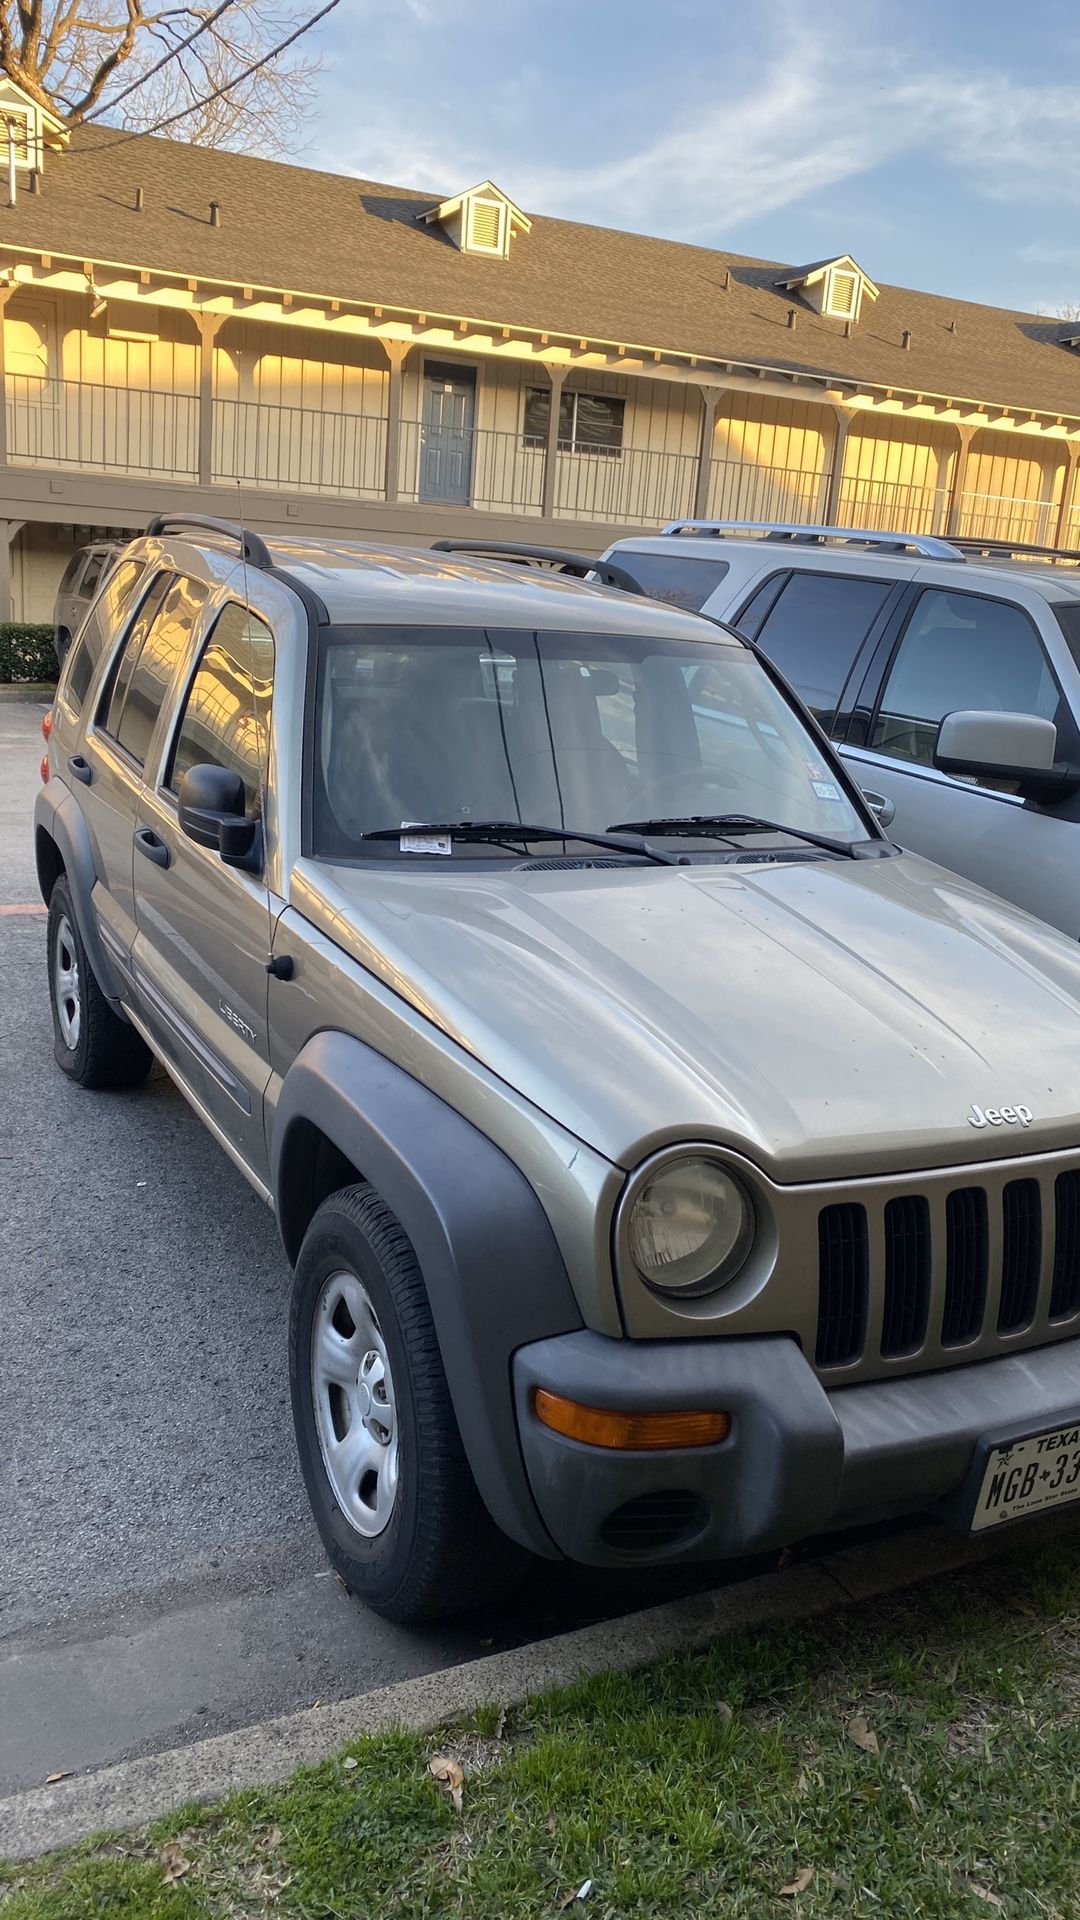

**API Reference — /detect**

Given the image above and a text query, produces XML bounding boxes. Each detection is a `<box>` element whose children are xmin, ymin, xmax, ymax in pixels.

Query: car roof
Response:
<box><xmin>143</xmin><ymin>529</ymin><xmax>749</xmax><ymax>644</ymax></box>
<box><xmin>607</xmin><ymin>531</ymin><xmax>1080</xmax><ymax>603</ymax></box>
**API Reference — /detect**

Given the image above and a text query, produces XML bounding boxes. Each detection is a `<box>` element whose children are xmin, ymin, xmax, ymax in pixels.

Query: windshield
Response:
<box><xmin>311</xmin><ymin>625</ymin><xmax>874</xmax><ymax>859</ymax></box>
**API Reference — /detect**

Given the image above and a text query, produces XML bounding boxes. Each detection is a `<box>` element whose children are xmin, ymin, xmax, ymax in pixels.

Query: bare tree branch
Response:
<box><xmin>0</xmin><ymin>0</ymin><xmax>324</xmax><ymax>152</ymax></box>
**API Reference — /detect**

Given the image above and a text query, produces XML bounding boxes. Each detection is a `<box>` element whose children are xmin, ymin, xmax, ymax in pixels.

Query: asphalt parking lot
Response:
<box><xmin>0</xmin><ymin>696</ymin><xmax>729</xmax><ymax>1799</ymax></box>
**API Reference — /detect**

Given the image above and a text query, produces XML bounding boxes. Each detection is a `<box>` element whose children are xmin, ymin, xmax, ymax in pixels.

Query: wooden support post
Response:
<box><xmin>1053</xmin><ymin>443</ymin><xmax>1080</xmax><ymax>551</ymax></box>
<box><xmin>693</xmin><ymin>388</ymin><xmax>724</xmax><ymax>519</ymax></box>
<box><xmin>946</xmin><ymin>424</ymin><xmax>976</xmax><ymax>536</ymax></box>
<box><xmin>380</xmin><ymin>340</ymin><xmax>409</xmax><ymax>503</ymax></box>
<box><xmin>193</xmin><ymin>312</ymin><xmax>224</xmax><ymax>487</ymax></box>
<box><xmin>824</xmin><ymin>409</ymin><xmax>851</xmax><ymax>525</ymax></box>
<box><xmin>0</xmin><ymin>520</ymin><xmax>12</xmax><ymax>621</ymax></box>
<box><xmin>0</xmin><ymin>284</ymin><xmax>15</xmax><ymax>468</ymax></box>
<box><xmin>540</xmin><ymin>365</ymin><xmax>566</xmax><ymax>522</ymax></box>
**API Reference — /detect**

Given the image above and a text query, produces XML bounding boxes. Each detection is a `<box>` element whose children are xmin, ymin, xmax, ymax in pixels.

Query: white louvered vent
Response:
<box><xmin>828</xmin><ymin>269</ymin><xmax>858</xmax><ymax>318</ymax></box>
<box><xmin>468</xmin><ymin>199</ymin><xmax>504</xmax><ymax>252</ymax></box>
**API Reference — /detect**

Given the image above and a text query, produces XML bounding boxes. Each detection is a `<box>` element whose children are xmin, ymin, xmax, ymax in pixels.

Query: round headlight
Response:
<box><xmin>627</xmin><ymin>1157</ymin><xmax>753</xmax><ymax>1295</ymax></box>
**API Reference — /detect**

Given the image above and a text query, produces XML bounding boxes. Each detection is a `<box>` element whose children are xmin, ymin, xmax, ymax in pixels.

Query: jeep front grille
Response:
<box><xmin>1051</xmin><ymin>1171</ymin><xmax>1080</xmax><ymax>1319</ymax></box>
<box><xmin>815</xmin><ymin>1161</ymin><xmax>1080</xmax><ymax>1377</ymax></box>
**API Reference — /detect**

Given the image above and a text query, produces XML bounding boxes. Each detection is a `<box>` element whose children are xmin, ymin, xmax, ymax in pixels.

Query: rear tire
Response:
<box><xmin>290</xmin><ymin>1181</ymin><xmax>526</xmax><ymax>1623</ymax></box>
<box><xmin>47</xmin><ymin>875</ymin><xmax>152</xmax><ymax>1089</ymax></box>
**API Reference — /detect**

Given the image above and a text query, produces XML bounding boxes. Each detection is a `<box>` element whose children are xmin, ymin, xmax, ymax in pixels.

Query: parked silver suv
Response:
<box><xmin>34</xmin><ymin>515</ymin><xmax>1080</xmax><ymax>1622</ymax></box>
<box><xmin>603</xmin><ymin>522</ymin><xmax>1080</xmax><ymax>937</ymax></box>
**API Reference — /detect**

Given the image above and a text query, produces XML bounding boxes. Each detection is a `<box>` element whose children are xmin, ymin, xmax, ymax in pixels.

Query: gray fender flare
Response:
<box><xmin>273</xmin><ymin>1031</ymin><xmax>585</xmax><ymax>1558</ymax></box>
<box><xmin>34</xmin><ymin>778</ymin><xmax>123</xmax><ymax>1009</ymax></box>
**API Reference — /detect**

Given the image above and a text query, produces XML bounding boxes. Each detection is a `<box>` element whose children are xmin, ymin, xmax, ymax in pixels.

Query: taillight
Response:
<box><xmin>41</xmin><ymin>708</ymin><xmax>53</xmax><ymax>740</ymax></box>
<box><xmin>39</xmin><ymin>752</ymin><xmax>49</xmax><ymax>784</ymax></box>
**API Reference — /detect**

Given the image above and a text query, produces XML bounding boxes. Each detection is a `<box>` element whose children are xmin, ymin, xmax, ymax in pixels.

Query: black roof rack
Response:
<box><xmin>145</xmin><ymin>513</ymin><xmax>274</xmax><ymax>571</ymax></box>
<box><xmin>430</xmin><ymin>538</ymin><xmax>645</xmax><ymax>595</ymax></box>
<box><xmin>950</xmin><ymin>536</ymin><xmax>1080</xmax><ymax>567</ymax></box>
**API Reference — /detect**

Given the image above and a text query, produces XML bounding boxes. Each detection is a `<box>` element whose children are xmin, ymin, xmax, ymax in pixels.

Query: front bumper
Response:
<box><xmin>512</xmin><ymin>1331</ymin><xmax>1080</xmax><ymax>1565</ymax></box>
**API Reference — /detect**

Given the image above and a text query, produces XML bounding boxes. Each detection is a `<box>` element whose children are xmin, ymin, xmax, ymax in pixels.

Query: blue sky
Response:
<box><xmin>304</xmin><ymin>0</ymin><xmax>1080</xmax><ymax>317</ymax></box>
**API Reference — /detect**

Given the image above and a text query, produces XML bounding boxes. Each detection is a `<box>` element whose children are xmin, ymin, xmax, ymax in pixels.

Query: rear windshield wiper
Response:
<box><xmin>362</xmin><ymin>821</ymin><xmax>679</xmax><ymax>865</ymax></box>
<box><xmin>607</xmin><ymin>814</ymin><xmax>862</xmax><ymax>859</ymax></box>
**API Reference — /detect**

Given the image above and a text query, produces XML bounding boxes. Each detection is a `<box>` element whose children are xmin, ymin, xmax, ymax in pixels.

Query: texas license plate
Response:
<box><xmin>971</xmin><ymin>1424</ymin><xmax>1080</xmax><ymax>1532</ymax></box>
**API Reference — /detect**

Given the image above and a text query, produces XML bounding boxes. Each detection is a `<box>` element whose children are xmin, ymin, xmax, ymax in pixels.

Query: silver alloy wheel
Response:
<box><xmin>53</xmin><ymin>912</ymin><xmax>81</xmax><ymax>1051</ymax></box>
<box><xmin>311</xmin><ymin>1268</ymin><xmax>400</xmax><ymax>1537</ymax></box>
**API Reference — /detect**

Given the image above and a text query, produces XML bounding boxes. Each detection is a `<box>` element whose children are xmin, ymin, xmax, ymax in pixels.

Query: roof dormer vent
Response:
<box><xmin>775</xmin><ymin>254</ymin><xmax>880</xmax><ymax>326</ymax></box>
<box><xmin>417</xmin><ymin>180</ymin><xmax>531</xmax><ymax>259</ymax></box>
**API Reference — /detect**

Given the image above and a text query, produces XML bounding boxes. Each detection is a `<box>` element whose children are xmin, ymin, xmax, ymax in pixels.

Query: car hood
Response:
<box><xmin>292</xmin><ymin>851</ymin><xmax>1080</xmax><ymax>1179</ymax></box>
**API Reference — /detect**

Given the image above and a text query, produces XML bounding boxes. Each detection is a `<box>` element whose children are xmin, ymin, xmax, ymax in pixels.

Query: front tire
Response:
<box><xmin>290</xmin><ymin>1182</ymin><xmax>524</xmax><ymax>1623</ymax></box>
<box><xmin>47</xmin><ymin>875</ymin><xmax>151</xmax><ymax>1089</ymax></box>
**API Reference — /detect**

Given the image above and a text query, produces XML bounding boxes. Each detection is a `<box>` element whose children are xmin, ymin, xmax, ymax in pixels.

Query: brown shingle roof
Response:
<box><xmin>11</xmin><ymin>124</ymin><xmax>1080</xmax><ymax>421</ymax></box>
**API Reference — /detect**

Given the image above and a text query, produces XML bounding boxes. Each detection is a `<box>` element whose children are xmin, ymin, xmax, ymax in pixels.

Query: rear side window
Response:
<box><xmin>1054</xmin><ymin>603</ymin><xmax>1080</xmax><ymax>666</ymax></box>
<box><xmin>615</xmin><ymin>550</ymin><xmax>730</xmax><ymax>611</ymax></box>
<box><xmin>115</xmin><ymin>575</ymin><xmax>209</xmax><ymax>767</ymax></box>
<box><xmin>62</xmin><ymin>558</ymin><xmax>148</xmax><ymax>716</ymax></box>
<box><xmin>57</xmin><ymin>552</ymin><xmax>84</xmax><ymax>595</ymax></box>
<box><xmin>872</xmin><ymin>589</ymin><xmax>1065</xmax><ymax>776</ymax></box>
<box><xmin>747</xmin><ymin>570</ymin><xmax>894</xmax><ymax>728</ymax></box>
<box><xmin>79</xmin><ymin>551</ymin><xmax>106</xmax><ymax>598</ymax></box>
<box><xmin>166</xmin><ymin>603</ymin><xmax>275</xmax><ymax>811</ymax></box>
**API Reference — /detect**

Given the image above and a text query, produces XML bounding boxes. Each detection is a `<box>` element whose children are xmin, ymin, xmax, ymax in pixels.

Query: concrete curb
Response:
<box><xmin>0</xmin><ymin>1525</ymin><xmax>1007</xmax><ymax>1861</ymax></box>
<box><xmin>0</xmin><ymin>683</ymin><xmax>54</xmax><ymax>703</ymax></box>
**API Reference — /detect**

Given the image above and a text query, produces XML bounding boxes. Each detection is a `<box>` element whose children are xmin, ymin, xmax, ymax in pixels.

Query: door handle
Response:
<box><xmin>134</xmin><ymin>825</ymin><xmax>171</xmax><ymax>869</ymax></box>
<box><xmin>68</xmin><ymin>754</ymin><xmax>92</xmax><ymax>785</ymax></box>
<box><xmin>863</xmin><ymin>789</ymin><xmax>896</xmax><ymax>828</ymax></box>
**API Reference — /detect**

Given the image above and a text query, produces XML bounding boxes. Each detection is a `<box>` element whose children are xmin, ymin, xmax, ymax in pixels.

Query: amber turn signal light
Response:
<box><xmin>39</xmin><ymin>752</ymin><xmax>49</xmax><ymax>784</ymax></box>
<box><xmin>532</xmin><ymin>1388</ymin><xmax>729</xmax><ymax>1451</ymax></box>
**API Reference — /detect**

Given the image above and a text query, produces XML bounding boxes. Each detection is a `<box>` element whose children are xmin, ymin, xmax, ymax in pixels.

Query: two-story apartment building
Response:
<box><xmin>0</xmin><ymin>76</ymin><xmax>1079</xmax><ymax>620</ymax></box>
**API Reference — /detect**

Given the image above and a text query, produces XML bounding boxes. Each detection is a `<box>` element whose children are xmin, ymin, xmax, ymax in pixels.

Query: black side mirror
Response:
<box><xmin>177</xmin><ymin>763</ymin><xmax>262</xmax><ymax>872</ymax></box>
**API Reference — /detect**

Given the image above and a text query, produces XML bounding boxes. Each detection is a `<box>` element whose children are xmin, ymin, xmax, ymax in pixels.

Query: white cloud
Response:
<box><xmin>316</xmin><ymin>5</ymin><xmax>1080</xmax><ymax>248</ymax></box>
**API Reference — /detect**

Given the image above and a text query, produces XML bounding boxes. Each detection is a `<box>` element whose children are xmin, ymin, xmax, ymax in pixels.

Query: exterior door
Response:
<box><xmin>841</xmin><ymin>584</ymin><xmax>1080</xmax><ymax>935</ymax></box>
<box><xmin>420</xmin><ymin>361</ymin><xmax>475</xmax><ymax>504</ymax></box>
<box><xmin>131</xmin><ymin>602</ymin><xmax>275</xmax><ymax>1183</ymax></box>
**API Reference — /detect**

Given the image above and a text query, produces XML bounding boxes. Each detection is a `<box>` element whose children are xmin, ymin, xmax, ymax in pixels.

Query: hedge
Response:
<box><xmin>0</xmin><ymin>623</ymin><xmax>57</xmax><ymax>684</ymax></box>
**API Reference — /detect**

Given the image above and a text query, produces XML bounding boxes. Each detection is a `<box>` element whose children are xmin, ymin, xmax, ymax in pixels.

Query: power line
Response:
<box><xmin>80</xmin><ymin>0</ymin><xmax>242</xmax><ymax>123</ymax></box>
<box><xmin>56</xmin><ymin>0</ymin><xmax>341</xmax><ymax>155</ymax></box>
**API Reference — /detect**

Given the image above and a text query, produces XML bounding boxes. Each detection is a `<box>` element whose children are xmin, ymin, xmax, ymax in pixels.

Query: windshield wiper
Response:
<box><xmin>607</xmin><ymin>814</ymin><xmax>862</xmax><ymax>859</ymax></box>
<box><xmin>362</xmin><ymin>821</ymin><xmax>679</xmax><ymax>865</ymax></box>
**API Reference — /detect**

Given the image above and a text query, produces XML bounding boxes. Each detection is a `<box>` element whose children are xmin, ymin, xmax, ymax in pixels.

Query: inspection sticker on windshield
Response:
<box><xmin>399</xmin><ymin>826</ymin><xmax>452</xmax><ymax>856</ymax></box>
<box><xmin>971</xmin><ymin>1424</ymin><xmax>1080</xmax><ymax>1531</ymax></box>
<box><xmin>811</xmin><ymin>779</ymin><xmax>842</xmax><ymax>802</ymax></box>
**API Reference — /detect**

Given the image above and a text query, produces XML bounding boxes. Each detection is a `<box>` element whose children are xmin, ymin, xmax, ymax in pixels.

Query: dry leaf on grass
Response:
<box><xmin>714</xmin><ymin>1701</ymin><xmax>734</xmax><ymax>1723</ymax></box>
<box><xmin>970</xmin><ymin>1886</ymin><xmax>1005</xmax><ymax>1910</ymax></box>
<box><xmin>43</xmin><ymin>1771</ymin><xmax>71</xmax><ymax>1785</ymax></box>
<box><xmin>846</xmin><ymin>1714</ymin><xmax>880</xmax><ymax>1756</ymax></box>
<box><xmin>780</xmin><ymin>1866</ymin><xmax>814</xmax><ymax>1897</ymax></box>
<box><xmin>342</xmin><ymin>1757</ymin><xmax>358</xmax><ymax>1771</ymax></box>
<box><xmin>546</xmin><ymin>1812</ymin><xmax>559</xmax><ymax>1835</ymax></box>
<box><xmin>429</xmin><ymin>1754</ymin><xmax>465</xmax><ymax>1814</ymax></box>
<box><xmin>158</xmin><ymin>1842</ymin><xmax>193</xmax><ymax>1885</ymax></box>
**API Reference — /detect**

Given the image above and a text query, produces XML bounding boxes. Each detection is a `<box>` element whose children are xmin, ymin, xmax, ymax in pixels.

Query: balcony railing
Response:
<box><xmin>707</xmin><ymin>458</ymin><xmax>828</xmax><ymax>525</ymax></box>
<box><xmin>3</xmin><ymin>377</ymin><xmax>1075</xmax><ymax>555</ymax></box>
<box><xmin>957</xmin><ymin>489</ymin><xmax>1057</xmax><ymax>546</ymax></box>
<box><xmin>7</xmin><ymin>374</ymin><xmax>198</xmax><ymax>478</ymax></box>
<box><xmin>838</xmin><ymin>473</ymin><xmax>950</xmax><ymax>536</ymax></box>
<box><xmin>213</xmin><ymin>396</ymin><xmax>386</xmax><ymax>498</ymax></box>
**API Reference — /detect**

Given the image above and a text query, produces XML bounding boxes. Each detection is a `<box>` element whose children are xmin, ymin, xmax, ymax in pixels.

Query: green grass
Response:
<box><xmin>4</xmin><ymin>1540</ymin><xmax>1080</xmax><ymax>1918</ymax></box>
